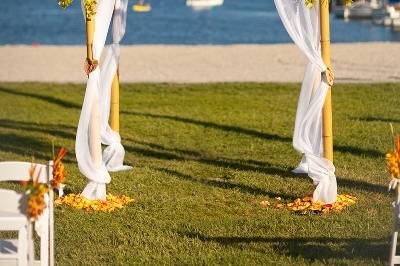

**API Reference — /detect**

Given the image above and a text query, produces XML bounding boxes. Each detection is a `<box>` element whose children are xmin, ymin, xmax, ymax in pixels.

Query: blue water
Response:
<box><xmin>1</xmin><ymin>0</ymin><xmax>400</xmax><ymax>45</ymax></box>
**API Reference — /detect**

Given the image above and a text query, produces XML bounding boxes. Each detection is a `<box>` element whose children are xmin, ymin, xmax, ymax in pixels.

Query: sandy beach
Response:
<box><xmin>0</xmin><ymin>43</ymin><xmax>399</xmax><ymax>83</ymax></box>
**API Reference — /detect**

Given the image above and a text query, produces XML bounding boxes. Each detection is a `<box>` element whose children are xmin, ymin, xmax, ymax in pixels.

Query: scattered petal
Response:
<box><xmin>260</xmin><ymin>200</ymin><xmax>270</xmax><ymax>207</ymax></box>
<box><xmin>55</xmin><ymin>193</ymin><xmax>134</xmax><ymax>212</ymax></box>
<box><xmin>263</xmin><ymin>194</ymin><xmax>357</xmax><ymax>215</ymax></box>
<box><xmin>285</xmin><ymin>194</ymin><xmax>357</xmax><ymax>214</ymax></box>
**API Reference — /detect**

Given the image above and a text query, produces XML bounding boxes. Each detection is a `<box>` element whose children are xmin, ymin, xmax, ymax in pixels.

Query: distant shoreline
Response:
<box><xmin>1</xmin><ymin>43</ymin><xmax>399</xmax><ymax>83</ymax></box>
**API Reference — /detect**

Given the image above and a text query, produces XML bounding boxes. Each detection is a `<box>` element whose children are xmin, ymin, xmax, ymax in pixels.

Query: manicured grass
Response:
<box><xmin>0</xmin><ymin>82</ymin><xmax>398</xmax><ymax>265</ymax></box>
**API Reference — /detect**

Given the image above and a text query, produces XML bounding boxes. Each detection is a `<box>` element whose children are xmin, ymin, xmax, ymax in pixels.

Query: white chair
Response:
<box><xmin>0</xmin><ymin>161</ymin><xmax>54</xmax><ymax>266</ymax></box>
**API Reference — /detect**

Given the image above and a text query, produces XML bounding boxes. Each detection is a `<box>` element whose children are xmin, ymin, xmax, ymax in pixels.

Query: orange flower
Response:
<box><xmin>51</xmin><ymin>147</ymin><xmax>67</xmax><ymax>189</ymax></box>
<box><xmin>23</xmin><ymin>165</ymin><xmax>49</xmax><ymax>221</ymax></box>
<box><xmin>386</xmin><ymin>136</ymin><xmax>400</xmax><ymax>178</ymax></box>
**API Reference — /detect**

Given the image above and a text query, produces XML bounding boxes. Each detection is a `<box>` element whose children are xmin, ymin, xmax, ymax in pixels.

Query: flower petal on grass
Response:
<box><xmin>55</xmin><ymin>193</ymin><xmax>134</xmax><ymax>212</ymax></box>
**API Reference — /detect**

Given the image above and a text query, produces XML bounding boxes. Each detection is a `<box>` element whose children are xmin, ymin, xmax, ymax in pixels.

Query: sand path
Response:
<box><xmin>0</xmin><ymin>43</ymin><xmax>398</xmax><ymax>83</ymax></box>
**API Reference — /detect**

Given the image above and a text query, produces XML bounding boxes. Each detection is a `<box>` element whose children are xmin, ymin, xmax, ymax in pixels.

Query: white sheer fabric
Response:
<box><xmin>76</xmin><ymin>0</ymin><xmax>131</xmax><ymax>200</ymax></box>
<box><xmin>274</xmin><ymin>0</ymin><xmax>337</xmax><ymax>203</ymax></box>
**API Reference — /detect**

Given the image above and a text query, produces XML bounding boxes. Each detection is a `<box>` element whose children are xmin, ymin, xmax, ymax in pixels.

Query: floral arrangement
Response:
<box><xmin>55</xmin><ymin>194</ymin><xmax>134</xmax><ymax>212</ymax></box>
<box><xmin>386</xmin><ymin>125</ymin><xmax>400</xmax><ymax>190</ymax></box>
<box><xmin>21</xmin><ymin>166</ymin><xmax>49</xmax><ymax>221</ymax></box>
<box><xmin>59</xmin><ymin>0</ymin><xmax>97</xmax><ymax>18</ymax></box>
<box><xmin>306</xmin><ymin>0</ymin><xmax>353</xmax><ymax>8</ymax></box>
<box><xmin>21</xmin><ymin>147</ymin><xmax>68</xmax><ymax>220</ymax></box>
<box><xmin>261</xmin><ymin>194</ymin><xmax>357</xmax><ymax>214</ymax></box>
<box><xmin>51</xmin><ymin>147</ymin><xmax>67</xmax><ymax>189</ymax></box>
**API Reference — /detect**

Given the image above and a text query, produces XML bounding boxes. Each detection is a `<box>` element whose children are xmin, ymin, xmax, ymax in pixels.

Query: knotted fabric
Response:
<box><xmin>274</xmin><ymin>0</ymin><xmax>337</xmax><ymax>203</ymax></box>
<box><xmin>76</xmin><ymin>0</ymin><xmax>131</xmax><ymax>200</ymax></box>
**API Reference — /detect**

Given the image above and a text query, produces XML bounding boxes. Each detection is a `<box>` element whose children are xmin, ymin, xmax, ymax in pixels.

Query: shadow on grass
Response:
<box><xmin>354</xmin><ymin>116</ymin><xmax>400</xmax><ymax>124</ymax></box>
<box><xmin>0</xmin><ymin>86</ymin><xmax>384</xmax><ymax>159</ymax></box>
<box><xmin>0</xmin><ymin>132</ymin><xmax>52</xmax><ymax>160</ymax></box>
<box><xmin>337</xmin><ymin>177</ymin><xmax>387</xmax><ymax>194</ymax></box>
<box><xmin>280</xmin><ymin>172</ymin><xmax>387</xmax><ymax>194</ymax></box>
<box><xmin>0</xmin><ymin>86</ymin><xmax>81</xmax><ymax>109</ymax></box>
<box><xmin>0</xmin><ymin>133</ymin><xmax>75</xmax><ymax>163</ymax></box>
<box><xmin>153</xmin><ymin>167</ymin><xmax>298</xmax><ymax>200</ymax></box>
<box><xmin>180</xmin><ymin>231</ymin><xmax>388</xmax><ymax>262</ymax></box>
<box><xmin>335</xmin><ymin>145</ymin><xmax>383</xmax><ymax>158</ymax></box>
<box><xmin>0</xmin><ymin>119</ymin><xmax>76</xmax><ymax>140</ymax></box>
<box><xmin>124</xmin><ymin>111</ymin><xmax>383</xmax><ymax>159</ymax></box>
<box><xmin>125</xmin><ymin>139</ymin><xmax>291</xmax><ymax>178</ymax></box>
<box><xmin>127</xmin><ymin>139</ymin><xmax>387</xmax><ymax>194</ymax></box>
<box><xmin>122</xmin><ymin>110</ymin><xmax>292</xmax><ymax>142</ymax></box>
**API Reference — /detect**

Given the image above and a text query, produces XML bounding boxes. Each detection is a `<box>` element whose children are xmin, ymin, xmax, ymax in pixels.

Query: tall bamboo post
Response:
<box><xmin>85</xmin><ymin>11</ymin><xmax>95</xmax><ymax>71</ymax></box>
<box><xmin>320</xmin><ymin>0</ymin><xmax>333</xmax><ymax>162</ymax></box>
<box><xmin>110</xmin><ymin>71</ymin><xmax>120</xmax><ymax>132</ymax></box>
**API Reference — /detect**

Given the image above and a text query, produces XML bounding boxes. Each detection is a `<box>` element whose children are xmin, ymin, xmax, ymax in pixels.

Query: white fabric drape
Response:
<box><xmin>274</xmin><ymin>0</ymin><xmax>337</xmax><ymax>204</ymax></box>
<box><xmin>76</xmin><ymin>0</ymin><xmax>131</xmax><ymax>200</ymax></box>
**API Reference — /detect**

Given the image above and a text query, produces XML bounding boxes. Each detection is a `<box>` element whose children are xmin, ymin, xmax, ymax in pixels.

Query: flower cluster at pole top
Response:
<box><xmin>58</xmin><ymin>0</ymin><xmax>97</xmax><ymax>18</ymax></box>
<box><xmin>305</xmin><ymin>0</ymin><xmax>353</xmax><ymax>8</ymax></box>
<box><xmin>260</xmin><ymin>194</ymin><xmax>357</xmax><ymax>214</ymax></box>
<box><xmin>55</xmin><ymin>194</ymin><xmax>134</xmax><ymax>212</ymax></box>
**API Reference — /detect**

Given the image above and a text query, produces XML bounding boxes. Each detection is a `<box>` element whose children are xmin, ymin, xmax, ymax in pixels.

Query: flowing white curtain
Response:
<box><xmin>76</xmin><ymin>0</ymin><xmax>131</xmax><ymax>200</ymax></box>
<box><xmin>274</xmin><ymin>0</ymin><xmax>337</xmax><ymax>203</ymax></box>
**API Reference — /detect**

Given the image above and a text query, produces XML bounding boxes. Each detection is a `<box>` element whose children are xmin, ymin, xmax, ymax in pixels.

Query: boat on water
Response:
<box><xmin>333</xmin><ymin>0</ymin><xmax>383</xmax><ymax>19</ymax></box>
<box><xmin>133</xmin><ymin>0</ymin><xmax>151</xmax><ymax>12</ymax></box>
<box><xmin>186</xmin><ymin>0</ymin><xmax>224</xmax><ymax>9</ymax></box>
<box><xmin>372</xmin><ymin>0</ymin><xmax>400</xmax><ymax>29</ymax></box>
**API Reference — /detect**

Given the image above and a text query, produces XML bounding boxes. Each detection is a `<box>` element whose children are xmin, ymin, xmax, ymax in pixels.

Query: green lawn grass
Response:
<box><xmin>0</xmin><ymin>82</ymin><xmax>397</xmax><ymax>265</ymax></box>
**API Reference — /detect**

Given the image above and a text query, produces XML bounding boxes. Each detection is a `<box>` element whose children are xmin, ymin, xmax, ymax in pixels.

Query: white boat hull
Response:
<box><xmin>334</xmin><ymin>0</ymin><xmax>383</xmax><ymax>19</ymax></box>
<box><xmin>186</xmin><ymin>0</ymin><xmax>224</xmax><ymax>8</ymax></box>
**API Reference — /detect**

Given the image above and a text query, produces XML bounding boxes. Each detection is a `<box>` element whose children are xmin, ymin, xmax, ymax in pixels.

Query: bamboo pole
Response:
<box><xmin>110</xmin><ymin>71</ymin><xmax>120</xmax><ymax>132</ymax></box>
<box><xmin>320</xmin><ymin>0</ymin><xmax>334</xmax><ymax>162</ymax></box>
<box><xmin>84</xmin><ymin>2</ymin><xmax>98</xmax><ymax>77</ymax></box>
<box><xmin>85</xmin><ymin>15</ymin><xmax>95</xmax><ymax>68</ymax></box>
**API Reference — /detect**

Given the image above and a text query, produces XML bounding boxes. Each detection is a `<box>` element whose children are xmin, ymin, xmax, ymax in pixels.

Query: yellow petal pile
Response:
<box><xmin>286</xmin><ymin>194</ymin><xmax>356</xmax><ymax>214</ymax></box>
<box><xmin>261</xmin><ymin>194</ymin><xmax>357</xmax><ymax>214</ymax></box>
<box><xmin>55</xmin><ymin>193</ymin><xmax>134</xmax><ymax>212</ymax></box>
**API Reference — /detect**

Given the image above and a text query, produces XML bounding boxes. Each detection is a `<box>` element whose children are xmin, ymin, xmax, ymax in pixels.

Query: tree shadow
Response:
<box><xmin>124</xmin><ymin>110</ymin><xmax>383</xmax><ymax>159</ymax></box>
<box><xmin>180</xmin><ymin>231</ymin><xmax>388</xmax><ymax>262</ymax></box>
<box><xmin>353</xmin><ymin>116</ymin><xmax>400</xmax><ymax>124</ymax></box>
<box><xmin>282</xmin><ymin>171</ymin><xmax>387</xmax><ymax>194</ymax></box>
<box><xmin>335</xmin><ymin>144</ymin><xmax>383</xmax><ymax>158</ymax></box>
<box><xmin>153</xmin><ymin>167</ymin><xmax>298</xmax><ymax>200</ymax></box>
<box><xmin>126</xmin><ymin>139</ymin><xmax>387</xmax><ymax>194</ymax></box>
<box><xmin>0</xmin><ymin>119</ymin><xmax>76</xmax><ymax>140</ymax></box>
<box><xmin>124</xmin><ymin>139</ymin><xmax>291</xmax><ymax>178</ymax></box>
<box><xmin>0</xmin><ymin>86</ymin><xmax>81</xmax><ymax>109</ymax></box>
<box><xmin>0</xmin><ymin>133</ymin><xmax>75</xmax><ymax>163</ymax></box>
<box><xmin>122</xmin><ymin>110</ymin><xmax>292</xmax><ymax>143</ymax></box>
<box><xmin>337</xmin><ymin>177</ymin><xmax>387</xmax><ymax>194</ymax></box>
<box><xmin>0</xmin><ymin>85</ymin><xmax>384</xmax><ymax>159</ymax></box>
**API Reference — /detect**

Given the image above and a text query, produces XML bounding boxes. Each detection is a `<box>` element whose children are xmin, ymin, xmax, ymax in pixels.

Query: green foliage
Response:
<box><xmin>0</xmin><ymin>82</ymin><xmax>396</xmax><ymax>265</ymax></box>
